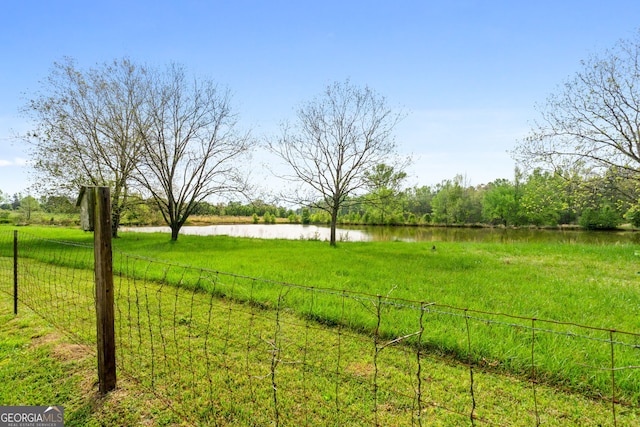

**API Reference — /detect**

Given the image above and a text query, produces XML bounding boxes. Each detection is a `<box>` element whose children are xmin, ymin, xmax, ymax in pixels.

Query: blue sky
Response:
<box><xmin>2</xmin><ymin>0</ymin><xmax>640</xmax><ymax>197</ymax></box>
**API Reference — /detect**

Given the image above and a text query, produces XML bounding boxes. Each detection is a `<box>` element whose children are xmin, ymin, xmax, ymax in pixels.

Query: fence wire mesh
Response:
<box><xmin>1</xmin><ymin>230</ymin><xmax>639</xmax><ymax>426</ymax></box>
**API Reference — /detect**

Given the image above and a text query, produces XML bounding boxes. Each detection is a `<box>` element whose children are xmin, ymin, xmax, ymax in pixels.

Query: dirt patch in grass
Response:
<box><xmin>51</xmin><ymin>342</ymin><xmax>92</xmax><ymax>362</ymax></box>
<box><xmin>345</xmin><ymin>361</ymin><xmax>375</xmax><ymax>378</ymax></box>
<box><xmin>0</xmin><ymin>309</ymin><xmax>181</xmax><ymax>426</ymax></box>
<box><xmin>31</xmin><ymin>332</ymin><xmax>62</xmax><ymax>347</ymax></box>
<box><xmin>30</xmin><ymin>332</ymin><xmax>92</xmax><ymax>363</ymax></box>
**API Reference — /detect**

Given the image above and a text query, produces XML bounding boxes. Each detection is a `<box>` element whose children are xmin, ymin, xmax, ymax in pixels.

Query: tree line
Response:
<box><xmin>293</xmin><ymin>165</ymin><xmax>640</xmax><ymax>230</ymax></box>
<box><xmin>4</xmin><ymin>163</ymin><xmax>639</xmax><ymax>230</ymax></box>
<box><xmin>348</xmin><ymin>167</ymin><xmax>640</xmax><ymax>229</ymax></box>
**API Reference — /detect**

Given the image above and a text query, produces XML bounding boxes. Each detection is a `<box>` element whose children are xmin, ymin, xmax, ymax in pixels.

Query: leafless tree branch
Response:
<box><xmin>268</xmin><ymin>80</ymin><xmax>407</xmax><ymax>245</ymax></box>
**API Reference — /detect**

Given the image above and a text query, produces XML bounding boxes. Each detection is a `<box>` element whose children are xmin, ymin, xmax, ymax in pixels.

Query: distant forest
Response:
<box><xmin>3</xmin><ymin>166</ymin><xmax>640</xmax><ymax>231</ymax></box>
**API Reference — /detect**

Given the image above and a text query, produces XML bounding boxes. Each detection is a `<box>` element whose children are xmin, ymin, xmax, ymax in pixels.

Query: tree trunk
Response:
<box><xmin>171</xmin><ymin>223</ymin><xmax>180</xmax><ymax>241</ymax></box>
<box><xmin>330</xmin><ymin>208</ymin><xmax>338</xmax><ymax>246</ymax></box>
<box><xmin>111</xmin><ymin>210</ymin><xmax>120</xmax><ymax>238</ymax></box>
<box><xmin>110</xmin><ymin>189</ymin><xmax>125</xmax><ymax>239</ymax></box>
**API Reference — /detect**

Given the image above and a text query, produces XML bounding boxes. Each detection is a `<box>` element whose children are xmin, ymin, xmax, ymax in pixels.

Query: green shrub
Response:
<box><xmin>263</xmin><ymin>212</ymin><xmax>276</xmax><ymax>224</ymax></box>
<box><xmin>579</xmin><ymin>206</ymin><xmax>621</xmax><ymax>230</ymax></box>
<box><xmin>301</xmin><ymin>208</ymin><xmax>311</xmax><ymax>225</ymax></box>
<box><xmin>625</xmin><ymin>204</ymin><xmax>640</xmax><ymax>228</ymax></box>
<box><xmin>386</xmin><ymin>213</ymin><xmax>404</xmax><ymax>226</ymax></box>
<box><xmin>288</xmin><ymin>213</ymin><xmax>300</xmax><ymax>224</ymax></box>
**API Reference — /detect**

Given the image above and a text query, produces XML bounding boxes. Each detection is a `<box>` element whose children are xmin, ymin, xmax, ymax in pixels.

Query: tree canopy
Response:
<box><xmin>514</xmin><ymin>31</ymin><xmax>640</xmax><ymax>187</ymax></box>
<box><xmin>23</xmin><ymin>57</ymin><xmax>147</xmax><ymax>236</ymax></box>
<box><xmin>23</xmin><ymin>57</ymin><xmax>252</xmax><ymax>240</ymax></box>
<box><xmin>135</xmin><ymin>63</ymin><xmax>252</xmax><ymax>241</ymax></box>
<box><xmin>268</xmin><ymin>80</ymin><xmax>406</xmax><ymax>246</ymax></box>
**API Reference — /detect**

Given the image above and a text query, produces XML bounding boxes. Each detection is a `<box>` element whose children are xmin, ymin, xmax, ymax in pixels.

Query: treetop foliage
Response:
<box><xmin>514</xmin><ymin>30</ymin><xmax>640</xmax><ymax>180</ymax></box>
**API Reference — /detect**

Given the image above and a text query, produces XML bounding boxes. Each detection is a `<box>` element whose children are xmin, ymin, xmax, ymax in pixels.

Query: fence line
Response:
<box><xmin>1</xmin><ymin>229</ymin><xmax>640</xmax><ymax>425</ymax></box>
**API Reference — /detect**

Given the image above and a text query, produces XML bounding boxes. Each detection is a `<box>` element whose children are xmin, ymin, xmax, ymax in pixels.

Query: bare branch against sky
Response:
<box><xmin>3</xmin><ymin>1</ymin><xmax>640</xmax><ymax>194</ymax></box>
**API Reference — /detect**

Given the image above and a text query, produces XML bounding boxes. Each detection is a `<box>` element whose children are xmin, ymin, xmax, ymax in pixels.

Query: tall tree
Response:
<box><xmin>514</xmin><ymin>31</ymin><xmax>640</xmax><ymax>185</ymax></box>
<box><xmin>363</xmin><ymin>163</ymin><xmax>407</xmax><ymax>224</ymax></box>
<box><xmin>520</xmin><ymin>169</ymin><xmax>566</xmax><ymax>226</ymax></box>
<box><xmin>11</xmin><ymin>194</ymin><xmax>20</xmax><ymax>211</ymax></box>
<box><xmin>20</xmin><ymin>195</ymin><xmax>40</xmax><ymax>221</ymax></box>
<box><xmin>268</xmin><ymin>80</ymin><xmax>405</xmax><ymax>246</ymax></box>
<box><xmin>23</xmin><ymin>57</ymin><xmax>147</xmax><ymax>237</ymax></box>
<box><xmin>431</xmin><ymin>175</ymin><xmax>482</xmax><ymax>225</ymax></box>
<box><xmin>481</xmin><ymin>169</ymin><xmax>525</xmax><ymax>226</ymax></box>
<box><xmin>482</xmin><ymin>179</ymin><xmax>518</xmax><ymax>226</ymax></box>
<box><xmin>135</xmin><ymin>64</ymin><xmax>252</xmax><ymax>241</ymax></box>
<box><xmin>404</xmin><ymin>186</ymin><xmax>434</xmax><ymax>219</ymax></box>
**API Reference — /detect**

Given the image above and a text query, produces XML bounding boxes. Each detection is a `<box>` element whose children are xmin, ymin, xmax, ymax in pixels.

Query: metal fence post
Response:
<box><xmin>13</xmin><ymin>230</ymin><xmax>17</xmax><ymax>315</ymax></box>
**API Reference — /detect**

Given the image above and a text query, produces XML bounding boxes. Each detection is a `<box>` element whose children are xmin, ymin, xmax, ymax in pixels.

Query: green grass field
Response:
<box><xmin>0</xmin><ymin>262</ymin><xmax>637</xmax><ymax>426</ymax></box>
<box><xmin>6</xmin><ymin>225</ymin><xmax>639</xmax><ymax>329</ymax></box>
<box><xmin>0</xmin><ymin>304</ymin><xmax>182</xmax><ymax>426</ymax></box>
<box><xmin>1</xmin><ymin>225</ymin><xmax>640</xmax><ymax>425</ymax></box>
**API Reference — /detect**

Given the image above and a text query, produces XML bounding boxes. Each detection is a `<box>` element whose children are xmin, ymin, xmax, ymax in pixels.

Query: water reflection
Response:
<box><xmin>122</xmin><ymin>224</ymin><xmax>640</xmax><ymax>244</ymax></box>
<box><xmin>121</xmin><ymin>224</ymin><xmax>372</xmax><ymax>242</ymax></box>
<box><xmin>356</xmin><ymin>226</ymin><xmax>640</xmax><ymax>244</ymax></box>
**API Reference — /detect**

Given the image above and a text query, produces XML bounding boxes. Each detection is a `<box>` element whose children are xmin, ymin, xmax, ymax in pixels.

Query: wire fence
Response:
<box><xmin>1</xmin><ymin>229</ymin><xmax>640</xmax><ymax>426</ymax></box>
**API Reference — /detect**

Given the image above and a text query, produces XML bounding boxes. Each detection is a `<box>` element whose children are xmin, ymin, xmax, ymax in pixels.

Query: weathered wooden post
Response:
<box><xmin>77</xmin><ymin>186</ymin><xmax>116</xmax><ymax>394</ymax></box>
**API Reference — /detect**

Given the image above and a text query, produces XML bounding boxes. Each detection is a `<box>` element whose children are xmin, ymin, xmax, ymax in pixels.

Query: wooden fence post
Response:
<box><xmin>13</xmin><ymin>230</ymin><xmax>17</xmax><ymax>315</ymax></box>
<box><xmin>92</xmin><ymin>186</ymin><xmax>117</xmax><ymax>394</ymax></box>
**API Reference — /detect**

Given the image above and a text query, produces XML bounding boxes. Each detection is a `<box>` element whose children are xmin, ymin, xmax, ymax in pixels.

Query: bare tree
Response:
<box><xmin>23</xmin><ymin>57</ymin><xmax>147</xmax><ymax>237</ymax></box>
<box><xmin>136</xmin><ymin>64</ymin><xmax>252</xmax><ymax>241</ymax></box>
<box><xmin>514</xmin><ymin>31</ymin><xmax>640</xmax><ymax>183</ymax></box>
<box><xmin>268</xmin><ymin>80</ymin><xmax>406</xmax><ymax>246</ymax></box>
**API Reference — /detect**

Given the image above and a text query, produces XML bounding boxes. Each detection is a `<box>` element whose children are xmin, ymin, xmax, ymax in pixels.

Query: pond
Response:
<box><xmin>122</xmin><ymin>224</ymin><xmax>370</xmax><ymax>242</ymax></box>
<box><xmin>121</xmin><ymin>224</ymin><xmax>640</xmax><ymax>245</ymax></box>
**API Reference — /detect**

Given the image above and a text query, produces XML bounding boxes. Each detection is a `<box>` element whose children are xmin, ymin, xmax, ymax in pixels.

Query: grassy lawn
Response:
<box><xmin>0</xmin><ymin>302</ymin><xmax>180</xmax><ymax>426</ymax></box>
<box><xmin>1</xmin><ymin>224</ymin><xmax>640</xmax><ymax>424</ymax></box>
<box><xmin>1</xmin><ymin>262</ymin><xmax>638</xmax><ymax>426</ymax></box>
<box><xmin>5</xmin><ymin>225</ymin><xmax>638</xmax><ymax>330</ymax></box>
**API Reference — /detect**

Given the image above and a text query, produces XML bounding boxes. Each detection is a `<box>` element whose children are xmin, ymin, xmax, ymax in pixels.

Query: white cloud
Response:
<box><xmin>0</xmin><ymin>157</ymin><xmax>29</xmax><ymax>167</ymax></box>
